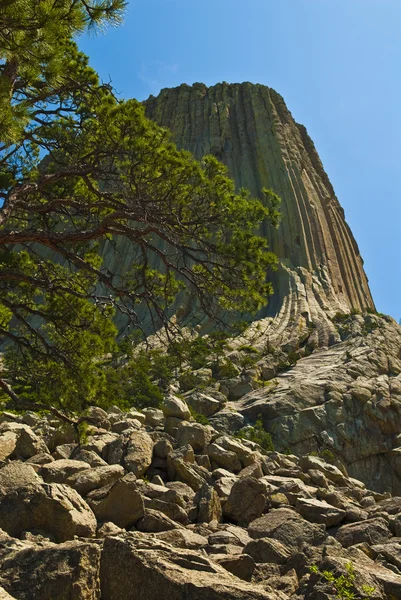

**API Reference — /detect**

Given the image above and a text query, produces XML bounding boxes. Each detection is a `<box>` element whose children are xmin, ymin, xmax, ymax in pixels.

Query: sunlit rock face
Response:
<box><xmin>144</xmin><ymin>82</ymin><xmax>375</xmax><ymax>347</ymax></box>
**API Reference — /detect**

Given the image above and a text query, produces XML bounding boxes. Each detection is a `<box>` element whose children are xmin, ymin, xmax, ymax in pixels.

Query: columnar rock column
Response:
<box><xmin>144</xmin><ymin>83</ymin><xmax>375</xmax><ymax>347</ymax></box>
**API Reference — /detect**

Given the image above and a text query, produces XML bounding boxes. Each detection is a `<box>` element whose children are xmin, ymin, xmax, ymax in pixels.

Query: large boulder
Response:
<box><xmin>0</xmin><ymin>479</ymin><xmax>96</xmax><ymax>542</ymax></box>
<box><xmin>0</xmin><ymin>533</ymin><xmax>101</xmax><ymax>600</ymax></box>
<box><xmin>0</xmin><ymin>431</ymin><xmax>17</xmax><ymax>461</ymax></box>
<box><xmin>124</xmin><ymin>431</ymin><xmax>154</xmax><ymax>477</ymax></box>
<box><xmin>195</xmin><ymin>483</ymin><xmax>222</xmax><ymax>524</ymax></box>
<box><xmin>207</xmin><ymin>443</ymin><xmax>242</xmax><ymax>473</ymax></box>
<box><xmin>176</xmin><ymin>422</ymin><xmax>213</xmax><ymax>453</ymax></box>
<box><xmin>86</xmin><ymin>473</ymin><xmax>144</xmax><ymax>528</ymax></box>
<box><xmin>100</xmin><ymin>533</ymin><xmax>278</xmax><ymax>599</ymax></box>
<box><xmin>186</xmin><ymin>392</ymin><xmax>224</xmax><ymax>417</ymax></box>
<box><xmin>244</xmin><ymin>538</ymin><xmax>291</xmax><ymax>565</ymax></box>
<box><xmin>67</xmin><ymin>465</ymin><xmax>125</xmax><ymax>496</ymax></box>
<box><xmin>161</xmin><ymin>396</ymin><xmax>190</xmax><ymax>420</ymax></box>
<box><xmin>248</xmin><ymin>508</ymin><xmax>327</xmax><ymax>549</ymax></box>
<box><xmin>223</xmin><ymin>477</ymin><xmax>267</xmax><ymax>525</ymax></box>
<box><xmin>335</xmin><ymin>517</ymin><xmax>392</xmax><ymax>548</ymax></box>
<box><xmin>40</xmin><ymin>459</ymin><xmax>89</xmax><ymax>483</ymax></box>
<box><xmin>0</xmin><ymin>422</ymin><xmax>49</xmax><ymax>458</ymax></box>
<box><xmin>296</xmin><ymin>497</ymin><xmax>346</xmax><ymax>527</ymax></box>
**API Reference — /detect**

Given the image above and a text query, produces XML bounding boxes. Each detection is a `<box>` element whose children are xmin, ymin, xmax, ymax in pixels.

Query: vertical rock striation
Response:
<box><xmin>144</xmin><ymin>83</ymin><xmax>374</xmax><ymax>347</ymax></box>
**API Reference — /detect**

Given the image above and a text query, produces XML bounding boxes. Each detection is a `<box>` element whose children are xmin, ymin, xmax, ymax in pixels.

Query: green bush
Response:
<box><xmin>310</xmin><ymin>562</ymin><xmax>375</xmax><ymax>599</ymax></box>
<box><xmin>236</xmin><ymin>416</ymin><xmax>274</xmax><ymax>453</ymax></box>
<box><xmin>189</xmin><ymin>407</ymin><xmax>210</xmax><ymax>426</ymax></box>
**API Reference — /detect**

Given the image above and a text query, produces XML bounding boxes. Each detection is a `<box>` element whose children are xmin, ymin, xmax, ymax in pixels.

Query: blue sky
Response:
<box><xmin>81</xmin><ymin>0</ymin><xmax>401</xmax><ymax>319</ymax></box>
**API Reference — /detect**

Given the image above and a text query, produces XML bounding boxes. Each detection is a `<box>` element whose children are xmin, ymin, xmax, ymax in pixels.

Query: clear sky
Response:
<box><xmin>80</xmin><ymin>0</ymin><xmax>401</xmax><ymax>319</ymax></box>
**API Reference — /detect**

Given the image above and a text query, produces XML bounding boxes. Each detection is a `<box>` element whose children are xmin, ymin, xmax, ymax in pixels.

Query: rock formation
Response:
<box><xmin>141</xmin><ymin>83</ymin><xmax>401</xmax><ymax>495</ymax></box>
<box><xmin>2</xmin><ymin>401</ymin><xmax>401</xmax><ymax>599</ymax></box>
<box><xmin>144</xmin><ymin>82</ymin><xmax>375</xmax><ymax>348</ymax></box>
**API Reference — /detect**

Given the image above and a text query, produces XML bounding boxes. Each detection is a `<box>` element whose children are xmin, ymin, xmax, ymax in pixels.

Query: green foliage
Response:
<box><xmin>189</xmin><ymin>407</ymin><xmax>210</xmax><ymax>426</ymax></box>
<box><xmin>310</xmin><ymin>562</ymin><xmax>375</xmax><ymax>599</ymax></box>
<box><xmin>238</xmin><ymin>344</ymin><xmax>259</xmax><ymax>354</ymax></box>
<box><xmin>332</xmin><ymin>313</ymin><xmax>351</xmax><ymax>324</ymax></box>
<box><xmin>310</xmin><ymin>449</ymin><xmax>336</xmax><ymax>464</ymax></box>
<box><xmin>236</xmin><ymin>416</ymin><xmax>274</xmax><ymax>454</ymax></box>
<box><xmin>215</xmin><ymin>359</ymin><xmax>240</xmax><ymax>379</ymax></box>
<box><xmin>0</xmin><ymin>0</ymin><xmax>281</xmax><ymax>418</ymax></box>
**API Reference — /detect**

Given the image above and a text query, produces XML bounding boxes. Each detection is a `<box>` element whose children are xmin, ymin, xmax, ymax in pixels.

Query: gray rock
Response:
<box><xmin>186</xmin><ymin>392</ymin><xmax>224</xmax><ymax>417</ymax></box>
<box><xmin>336</xmin><ymin>517</ymin><xmax>392</xmax><ymax>548</ymax></box>
<box><xmin>176</xmin><ymin>422</ymin><xmax>212</xmax><ymax>452</ymax></box>
<box><xmin>40</xmin><ymin>459</ymin><xmax>89</xmax><ymax>483</ymax></box>
<box><xmin>162</xmin><ymin>396</ymin><xmax>190</xmax><ymax>420</ymax></box>
<box><xmin>155</xmin><ymin>529</ymin><xmax>208</xmax><ymax>549</ymax></box>
<box><xmin>0</xmin><ymin>536</ymin><xmax>101</xmax><ymax>600</ymax></box>
<box><xmin>213</xmin><ymin>553</ymin><xmax>255</xmax><ymax>581</ymax></box>
<box><xmin>296</xmin><ymin>497</ymin><xmax>346</xmax><ymax>527</ymax></box>
<box><xmin>248</xmin><ymin>508</ymin><xmax>327</xmax><ymax>549</ymax></box>
<box><xmin>136</xmin><ymin>510</ymin><xmax>182</xmax><ymax>533</ymax></box>
<box><xmin>67</xmin><ymin>465</ymin><xmax>125</xmax><ymax>496</ymax></box>
<box><xmin>124</xmin><ymin>431</ymin><xmax>154</xmax><ymax>477</ymax></box>
<box><xmin>87</xmin><ymin>473</ymin><xmax>144</xmax><ymax>528</ymax></box>
<box><xmin>0</xmin><ymin>481</ymin><xmax>96</xmax><ymax>542</ymax></box>
<box><xmin>207</xmin><ymin>443</ymin><xmax>242</xmax><ymax>473</ymax></box>
<box><xmin>223</xmin><ymin>477</ymin><xmax>267</xmax><ymax>525</ymax></box>
<box><xmin>0</xmin><ymin>422</ymin><xmax>49</xmax><ymax>458</ymax></box>
<box><xmin>244</xmin><ymin>538</ymin><xmax>291</xmax><ymax>564</ymax></box>
<box><xmin>100</xmin><ymin>533</ymin><xmax>278</xmax><ymax>599</ymax></box>
<box><xmin>195</xmin><ymin>483</ymin><xmax>222</xmax><ymax>523</ymax></box>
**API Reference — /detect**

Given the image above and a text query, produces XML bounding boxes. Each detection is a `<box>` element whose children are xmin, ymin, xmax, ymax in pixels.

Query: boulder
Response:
<box><xmin>176</xmin><ymin>422</ymin><xmax>212</xmax><ymax>452</ymax></box>
<box><xmin>40</xmin><ymin>459</ymin><xmax>89</xmax><ymax>483</ymax></box>
<box><xmin>0</xmin><ymin>431</ymin><xmax>17</xmax><ymax>461</ymax></box>
<box><xmin>209</xmin><ymin>410</ymin><xmax>245</xmax><ymax>433</ymax></box>
<box><xmin>0</xmin><ymin>462</ymin><xmax>40</xmax><ymax>488</ymax></box>
<box><xmin>0</xmin><ymin>481</ymin><xmax>96</xmax><ymax>542</ymax></box>
<box><xmin>0</xmin><ymin>536</ymin><xmax>101</xmax><ymax>600</ymax></box>
<box><xmin>248</xmin><ymin>508</ymin><xmax>327</xmax><ymax>549</ymax></box>
<box><xmin>155</xmin><ymin>529</ymin><xmax>208</xmax><ymax>549</ymax></box>
<box><xmin>0</xmin><ymin>422</ymin><xmax>49</xmax><ymax>458</ymax></box>
<box><xmin>336</xmin><ymin>517</ymin><xmax>392</xmax><ymax>548</ymax></box>
<box><xmin>213</xmin><ymin>554</ymin><xmax>255</xmax><ymax>581</ymax></box>
<box><xmin>223</xmin><ymin>477</ymin><xmax>267</xmax><ymax>525</ymax></box>
<box><xmin>244</xmin><ymin>538</ymin><xmax>291</xmax><ymax>564</ymax></box>
<box><xmin>124</xmin><ymin>431</ymin><xmax>154</xmax><ymax>477</ymax></box>
<box><xmin>173</xmin><ymin>459</ymin><xmax>212</xmax><ymax>491</ymax></box>
<box><xmin>70</xmin><ymin>448</ymin><xmax>108</xmax><ymax>467</ymax></box>
<box><xmin>195</xmin><ymin>483</ymin><xmax>222</xmax><ymax>523</ymax></box>
<box><xmin>142</xmin><ymin>408</ymin><xmax>164</xmax><ymax>427</ymax></box>
<box><xmin>186</xmin><ymin>392</ymin><xmax>223</xmax><ymax>417</ymax></box>
<box><xmin>86</xmin><ymin>473</ymin><xmax>144</xmax><ymax>528</ymax></box>
<box><xmin>100</xmin><ymin>533</ymin><xmax>278</xmax><ymax>599</ymax></box>
<box><xmin>161</xmin><ymin>396</ymin><xmax>190</xmax><ymax>420</ymax></box>
<box><xmin>296</xmin><ymin>497</ymin><xmax>346</xmax><ymax>527</ymax></box>
<box><xmin>143</xmin><ymin>497</ymin><xmax>189</xmax><ymax>525</ymax></box>
<box><xmin>207</xmin><ymin>443</ymin><xmax>242</xmax><ymax>473</ymax></box>
<box><xmin>136</xmin><ymin>510</ymin><xmax>182</xmax><ymax>533</ymax></box>
<box><xmin>111</xmin><ymin>419</ymin><xmax>142</xmax><ymax>434</ymax></box>
<box><xmin>67</xmin><ymin>465</ymin><xmax>125</xmax><ymax>496</ymax></box>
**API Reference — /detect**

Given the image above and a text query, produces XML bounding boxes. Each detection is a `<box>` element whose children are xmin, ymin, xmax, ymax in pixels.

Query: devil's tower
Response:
<box><xmin>144</xmin><ymin>82</ymin><xmax>375</xmax><ymax>348</ymax></box>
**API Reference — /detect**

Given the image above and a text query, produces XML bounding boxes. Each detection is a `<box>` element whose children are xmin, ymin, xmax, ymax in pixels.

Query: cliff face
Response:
<box><xmin>144</xmin><ymin>83</ymin><xmax>374</xmax><ymax>347</ymax></box>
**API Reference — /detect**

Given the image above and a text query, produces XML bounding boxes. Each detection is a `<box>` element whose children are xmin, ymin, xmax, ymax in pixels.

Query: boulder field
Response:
<box><xmin>1</xmin><ymin>396</ymin><xmax>401</xmax><ymax>599</ymax></box>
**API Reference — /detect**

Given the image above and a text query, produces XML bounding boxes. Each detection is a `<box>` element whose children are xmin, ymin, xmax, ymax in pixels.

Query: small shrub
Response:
<box><xmin>189</xmin><ymin>407</ymin><xmax>209</xmax><ymax>426</ymax></box>
<box><xmin>310</xmin><ymin>562</ymin><xmax>375</xmax><ymax>599</ymax></box>
<box><xmin>238</xmin><ymin>344</ymin><xmax>260</xmax><ymax>354</ymax></box>
<box><xmin>215</xmin><ymin>359</ymin><xmax>240</xmax><ymax>379</ymax></box>
<box><xmin>236</xmin><ymin>415</ymin><xmax>274</xmax><ymax>454</ymax></box>
<box><xmin>332</xmin><ymin>312</ymin><xmax>350</xmax><ymax>324</ymax></box>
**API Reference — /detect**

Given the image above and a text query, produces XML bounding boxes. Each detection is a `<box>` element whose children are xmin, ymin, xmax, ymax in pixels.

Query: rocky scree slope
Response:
<box><xmin>1</xmin><ymin>398</ymin><xmax>401</xmax><ymax>599</ymax></box>
<box><xmin>226</xmin><ymin>312</ymin><xmax>401</xmax><ymax>495</ymax></box>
